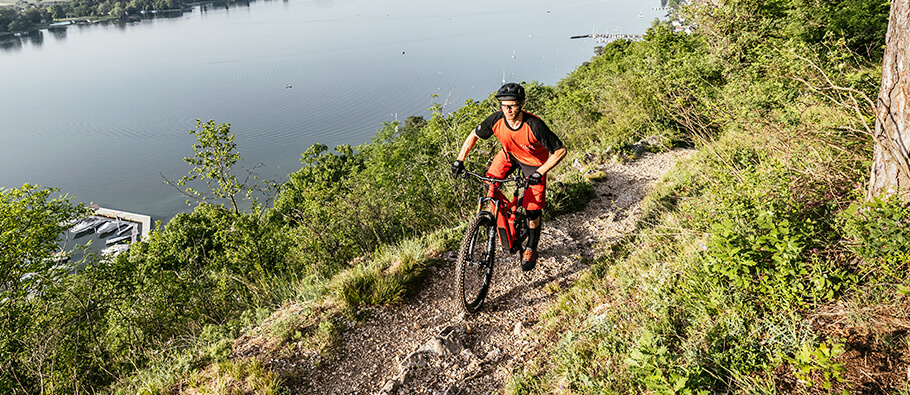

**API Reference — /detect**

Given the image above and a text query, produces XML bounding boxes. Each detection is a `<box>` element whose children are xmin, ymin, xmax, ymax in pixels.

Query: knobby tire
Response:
<box><xmin>455</xmin><ymin>213</ymin><xmax>496</xmax><ymax>314</ymax></box>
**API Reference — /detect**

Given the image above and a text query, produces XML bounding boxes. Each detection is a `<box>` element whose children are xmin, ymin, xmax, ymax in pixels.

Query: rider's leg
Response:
<box><xmin>526</xmin><ymin>209</ymin><xmax>542</xmax><ymax>250</ymax></box>
<box><xmin>521</xmin><ymin>182</ymin><xmax>545</xmax><ymax>271</ymax></box>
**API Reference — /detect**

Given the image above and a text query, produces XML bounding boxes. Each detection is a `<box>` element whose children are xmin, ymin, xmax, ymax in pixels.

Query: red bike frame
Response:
<box><xmin>463</xmin><ymin>171</ymin><xmax>529</xmax><ymax>255</ymax></box>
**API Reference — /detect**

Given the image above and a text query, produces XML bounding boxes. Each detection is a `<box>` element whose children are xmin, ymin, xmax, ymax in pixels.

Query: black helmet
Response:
<box><xmin>495</xmin><ymin>82</ymin><xmax>525</xmax><ymax>102</ymax></box>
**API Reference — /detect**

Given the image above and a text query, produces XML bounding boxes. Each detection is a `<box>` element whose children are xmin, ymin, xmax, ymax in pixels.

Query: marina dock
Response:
<box><xmin>88</xmin><ymin>204</ymin><xmax>152</xmax><ymax>242</ymax></box>
<box><xmin>570</xmin><ymin>33</ymin><xmax>644</xmax><ymax>43</ymax></box>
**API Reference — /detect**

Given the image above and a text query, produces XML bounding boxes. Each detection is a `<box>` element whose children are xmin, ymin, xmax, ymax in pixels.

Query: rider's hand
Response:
<box><xmin>528</xmin><ymin>171</ymin><xmax>543</xmax><ymax>185</ymax></box>
<box><xmin>451</xmin><ymin>160</ymin><xmax>465</xmax><ymax>177</ymax></box>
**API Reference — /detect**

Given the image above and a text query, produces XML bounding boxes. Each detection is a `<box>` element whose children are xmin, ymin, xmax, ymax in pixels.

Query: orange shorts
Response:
<box><xmin>485</xmin><ymin>150</ymin><xmax>546</xmax><ymax>211</ymax></box>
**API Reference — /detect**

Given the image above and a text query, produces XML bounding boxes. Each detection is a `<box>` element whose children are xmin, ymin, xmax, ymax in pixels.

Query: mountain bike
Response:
<box><xmin>454</xmin><ymin>170</ymin><xmax>530</xmax><ymax>314</ymax></box>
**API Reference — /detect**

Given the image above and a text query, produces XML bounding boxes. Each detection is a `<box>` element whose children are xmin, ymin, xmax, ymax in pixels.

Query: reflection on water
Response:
<box><xmin>0</xmin><ymin>30</ymin><xmax>44</xmax><ymax>51</ymax></box>
<box><xmin>48</xmin><ymin>27</ymin><xmax>68</xmax><ymax>40</ymax></box>
<box><xmin>0</xmin><ymin>37</ymin><xmax>23</xmax><ymax>52</ymax></box>
<box><xmin>0</xmin><ymin>0</ymin><xmax>261</xmax><ymax>52</ymax></box>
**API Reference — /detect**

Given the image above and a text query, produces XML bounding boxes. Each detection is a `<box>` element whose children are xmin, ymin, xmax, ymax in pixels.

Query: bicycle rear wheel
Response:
<box><xmin>455</xmin><ymin>213</ymin><xmax>496</xmax><ymax>314</ymax></box>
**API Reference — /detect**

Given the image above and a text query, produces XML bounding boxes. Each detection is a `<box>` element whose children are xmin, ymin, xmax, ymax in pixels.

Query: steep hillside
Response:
<box><xmin>226</xmin><ymin>148</ymin><xmax>694</xmax><ymax>394</ymax></box>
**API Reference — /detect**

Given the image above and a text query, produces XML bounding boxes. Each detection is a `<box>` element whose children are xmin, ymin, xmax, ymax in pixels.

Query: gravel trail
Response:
<box><xmin>287</xmin><ymin>149</ymin><xmax>695</xmax><ymax>394</ymax></box>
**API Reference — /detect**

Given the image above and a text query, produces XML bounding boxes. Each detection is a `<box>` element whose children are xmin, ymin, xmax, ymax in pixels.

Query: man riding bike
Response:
<box><xmin>451</xmin><ymin>82</ymin><xmax>567</xmax><ymax>271</ymax></box>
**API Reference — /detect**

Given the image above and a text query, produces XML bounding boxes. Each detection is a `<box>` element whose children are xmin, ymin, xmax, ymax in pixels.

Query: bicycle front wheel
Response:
<box><xmin>455</xmin><ymin>213</ymin><xmax>496</xmax><ymax>314</ymax></box>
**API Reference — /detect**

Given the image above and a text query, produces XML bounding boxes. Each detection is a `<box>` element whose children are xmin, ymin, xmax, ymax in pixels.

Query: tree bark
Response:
<box><xmin>868</xmin><ymin>0</ymin><xmax>910</xmax><ymax>200</ymax></box>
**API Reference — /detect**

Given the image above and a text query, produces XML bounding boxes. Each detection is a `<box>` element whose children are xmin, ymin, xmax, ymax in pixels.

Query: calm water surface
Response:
<box><xmin>1</xmin><ymin>0</ymin><xmax>664</xmax><ymax>224</ymax></box>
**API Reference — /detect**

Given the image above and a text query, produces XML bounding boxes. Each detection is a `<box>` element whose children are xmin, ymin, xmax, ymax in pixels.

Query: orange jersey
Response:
<box><xmin>474</xmin><ymin>111</ymin><xmax>563</xmax><ymax>167</ymax></box>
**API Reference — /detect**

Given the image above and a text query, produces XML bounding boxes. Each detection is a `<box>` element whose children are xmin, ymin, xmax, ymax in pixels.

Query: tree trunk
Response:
<box><xmin>868</xmin><ymin>0</ymin><xmax>910</xmax><ymax>200</ymax></box>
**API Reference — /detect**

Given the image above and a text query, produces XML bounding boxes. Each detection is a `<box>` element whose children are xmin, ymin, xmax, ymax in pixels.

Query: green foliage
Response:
<box><xmin>331</xmin><ymin>227</ymin><xmax>460</xmax><ymax>308</ymax></box>
<box><xmin>274</xmin><ymin>143</ymin><xmax>365</xmax><ymax>272</ymax></box>
<box><xmin>695</xmin><ymin>154</ymin><xmax>849</xmax><ymax>309</ymax></box>
<box><xmin>2</xmin><ymin>0</ymin><xmax>896</xmax><ymax>392</ymax></box>
<box><xmin>544</xmin><ymin>25</ymin><xmax>722</xmax><ymax>151</ymax></box>
<box><xmin>503</xmin><ymin>361</ymin><xmax>547</xmax><ymax>395</ymax></box>
<box><xmin>1</xmin><ymin>0</ymin><xmax>189</xmax><ymax>33</ymax></box>
<box><xmin>274</xmin><ymin>100</ymin><xmax>488</xmax><ymax>275</ymax></box>
<box><xmin>264</xmin><ymin>304</ymin><xmax>339</xmax><ymax>356</ymax></box>
<box><xmin>0</xmin><ymin>185</ymin><xmax>88</xmax><ymax>394</ymax></box>
<box><xmin>182</xmin><ymin>358</ymin><xmax>280</xmax><ymax>395</ymax></box>
<box><xmin>515</xmin><ymin>0</ymin><xmax>888</xmax><ymax>385</ymax></box>
<box><xmin>625</xmin><ymin>330</ymin><xmax>708</xmax><ymax>394</ymax></box>
<box><xmin>781</xmin><ymin>0</ymin><xmax>890</xmax><ymax>60</ymax></box>
<box><xmin>781</xmin><ymin>340</ymin><xmax>847</xmax><ymax>391</ymax></box>
<box><xmin>705</xmin><ymin>213</ymin><xmax>809</xmax><ymax>305</ymax></box>
<box><xmin>840</xmin><ymin>195</ymin><xmax>910</xmax><ymax>282</ymax></box>
<box><xmin>171</xmin><ymin>119</ymin><xmax>278</xmax><ymax>217</ymax></box>
<box><xmin>0</xmin><ymin>185</ymin><xmax>85</xmax><ymax>300</ymax></box>
<box><xmin>116</xmin><ymin>202</ymin><xmax>294</xmax><ymax>348</ymax></box>
<box><xmin>0</xmin><ymin>124</ymin><xmax>295</xmax><ymax>393</ymax></box>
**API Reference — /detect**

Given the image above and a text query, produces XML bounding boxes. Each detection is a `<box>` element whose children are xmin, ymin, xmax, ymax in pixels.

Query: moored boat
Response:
<box><xmin>105</xmin><ymin>233</ymin><xmax>133</xmax><ymax>245</ymax></box>
<box><xmin>101</xmin><ymin>243</ymin><xmax>130</xmax><ymax>257</ymax></box>
<box><xmin>70</xmin><ymin>217</ymin><xmax>104</xmax><ymax>234</ymax></box>
<box><xmin>96</xmin><ymin>220</ymin><xmax>121</xmax><ymax>235</ymax></box>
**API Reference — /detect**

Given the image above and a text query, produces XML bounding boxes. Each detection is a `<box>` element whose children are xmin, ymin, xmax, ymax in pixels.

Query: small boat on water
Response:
<box><xmin>70</xmin><ymin>217</ymin><xmax>104</xmax><ymax>234</ymax></box>
<box><xmin>101</xmin><ymin>243</ymin><xmax>130</xmax><ymax>257</ymax></box>
<box><xmin>96</xmin><ymin>220</ymin><xmax>120</xmax><ymax>235</ymax></box>
<box><xmin>117</xmin><ymin>223</ymin><xmax>135</xmax><ymax>236</ymax></box>
<box><xmin>106</xmin><ymin>233</ymin><xmax>133</xmax><ymax>245</ymax></box>
<box><xmin>51</xmin><ymin>251</ymin><xmax>70</xmax><ymax>264</ymax></box>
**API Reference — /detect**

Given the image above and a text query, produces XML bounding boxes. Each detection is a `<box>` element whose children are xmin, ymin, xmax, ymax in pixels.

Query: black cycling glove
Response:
<box><xmin>528</xmin><ymin>171</ymin><xmax>543</xmax><ymax>185</ymax></box>
<box><xmin>451</xmin><ymin>160</ymin><xmax>465</xmax><ymax>177</ymax></box>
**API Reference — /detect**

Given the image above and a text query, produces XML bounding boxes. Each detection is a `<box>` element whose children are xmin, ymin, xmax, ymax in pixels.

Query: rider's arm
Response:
<box><xmin>456</xmin><ymin>131</ymin><xmax>480</xmax><ymax>162</ymax></box>
<box><xmin>535</xmin><ymin>144</ymin><xmax>567</xmax><ymax>176</ymax></box>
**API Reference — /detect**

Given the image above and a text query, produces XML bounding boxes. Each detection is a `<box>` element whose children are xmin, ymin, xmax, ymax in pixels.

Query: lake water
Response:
<box><xmin>1</xmin><ymin>0</ymin><xmax>664</xmax><ymax>224</ymax></box>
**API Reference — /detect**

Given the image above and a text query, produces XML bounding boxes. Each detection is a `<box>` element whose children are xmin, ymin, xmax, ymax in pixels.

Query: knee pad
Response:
<box><xmin>526</xmin><ymin>209</ymin><xmax>542</xmax><ymax>221</ymax></box>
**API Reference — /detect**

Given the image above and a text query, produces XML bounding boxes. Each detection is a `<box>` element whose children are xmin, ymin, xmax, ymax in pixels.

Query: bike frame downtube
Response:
<box><xmin>464</xmin><ymin>171</ymin><xmax>528</xmax><ymax>252</ymax></box>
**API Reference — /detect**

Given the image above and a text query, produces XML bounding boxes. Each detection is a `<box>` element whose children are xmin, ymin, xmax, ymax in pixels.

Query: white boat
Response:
<box><xmin>101</xmin><ymin>243</ymin><xmax>130</xmax><ymax>257</ymax></box>
<box><xmin>106</xmin><ymin>233</ymin><xmax>133</xmax><ymax>245</ymax></box>
<box><xmin>96</xmin><ymin>220</ymin><xmax>120</xmax><ymax>235</ymax></box>
<box><xmin>70</xmin><ymin>217</ymin><xmax>104</xmax><ymax>234</ymax></box>
<box><xmin>51</xmin><ymin>251</ymin><xmax>70</xmax><ymax>264</ymax></box>
<box><xmin>116</xmin><ymin>223</ymin><xmax>135</xmax><ymax>236</ymax></box>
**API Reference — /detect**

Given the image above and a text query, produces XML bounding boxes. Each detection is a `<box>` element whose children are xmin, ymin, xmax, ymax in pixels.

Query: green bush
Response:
<box><xmin>840</xmin><ymin>195</ymin><xmax>910</xmax><ymax>283</ymax></box>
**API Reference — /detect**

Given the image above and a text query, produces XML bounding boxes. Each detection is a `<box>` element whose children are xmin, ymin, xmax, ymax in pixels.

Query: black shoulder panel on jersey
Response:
<box><xmin>524</xmin><ymin>114</ymin><xmax>563</xmax><ymax>153</ymax></box>
<box><xmin>474</xmin><ymin>111</ymin><xmax>504</xmax><ymax>139</ymax></box>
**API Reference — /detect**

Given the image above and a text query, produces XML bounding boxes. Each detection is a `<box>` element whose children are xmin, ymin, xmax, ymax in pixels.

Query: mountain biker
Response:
<box><xmin>451</xmin><ymin>82</ymin><xmax>567</xmax><ymax>271</ymax></box>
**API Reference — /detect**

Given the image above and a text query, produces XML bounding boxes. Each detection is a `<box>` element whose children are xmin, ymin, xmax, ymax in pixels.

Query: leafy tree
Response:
<box><xmin>0</xmin><ymin>185</ymin><xmax>85</xmax><ymax>306</ymax></box>
<box><xmin>0</xmin><ymin>185</ymin><xmax>86</xmax><ymax>393</ymax></box>
<box><xmin>0</xmin><ymin>9</ymin><xmax>16</xmax><ymax>33</ymax></box>
<box><xmin>166</xmin><ymin>119</ymin><xmax>276</xmax><ymax>217</ymax></box>
<box><xmin>20</xmin><ymin>7</ymin><xmax>45</xmax><ymax>24</ymax></box>
<box><xmin>164</xmin><ymin>119</ymin><xmax>281</xmax><ymax>276</ymax></box>
<box><xmin>47</xmin><ymin>5</ymin><xmax>63</xmax><ymax>20</ymax></box>
<box><xmin>7</xmin><ymin>19</ymin><xmax>33</xmax><ymax>33</ymax></box>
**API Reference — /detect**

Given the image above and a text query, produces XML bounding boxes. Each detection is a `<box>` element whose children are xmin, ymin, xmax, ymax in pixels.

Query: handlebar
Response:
<box><xmin>460</xmin><ymin>170</ymin><xmax>528</xmax><ymax>188</ymax></box>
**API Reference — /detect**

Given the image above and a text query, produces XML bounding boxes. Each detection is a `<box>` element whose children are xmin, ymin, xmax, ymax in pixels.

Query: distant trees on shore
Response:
<box><xmin>1</xmin><ymin>0</ymin><xmax>187</xmax><ymax>34</ymax></box>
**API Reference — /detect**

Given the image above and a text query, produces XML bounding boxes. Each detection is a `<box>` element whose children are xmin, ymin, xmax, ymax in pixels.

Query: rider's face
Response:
<box><xmin>500</xmin><ymin>100</ymin><xmax>522</xmax><ymax>121</ymax></box>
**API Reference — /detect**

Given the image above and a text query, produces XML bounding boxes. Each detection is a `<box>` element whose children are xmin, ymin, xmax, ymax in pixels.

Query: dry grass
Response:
<box><xmin>172</xmin><ymin>358</ymin><xmax>279</xmax><ymax>395</ymax></box>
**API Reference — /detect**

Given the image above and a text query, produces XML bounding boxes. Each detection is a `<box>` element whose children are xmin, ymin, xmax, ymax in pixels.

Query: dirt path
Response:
<box><xmin>287</xmin><ymin>149</ymin><xmax>695</xmax><ymax>394</ymax></box>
